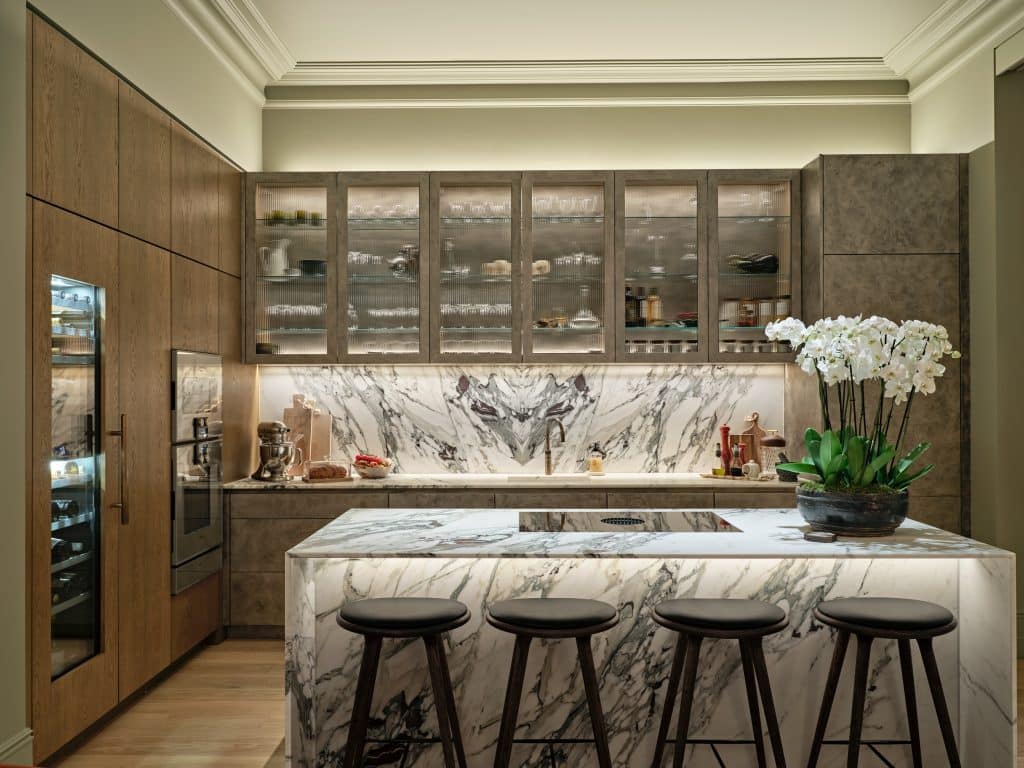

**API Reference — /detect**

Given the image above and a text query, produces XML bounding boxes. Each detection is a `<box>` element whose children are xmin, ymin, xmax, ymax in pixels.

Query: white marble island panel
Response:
<box><xmin>286</xmin><ymin>508</ymin><xmax>1015</xmax><ymax>767</ymax></box>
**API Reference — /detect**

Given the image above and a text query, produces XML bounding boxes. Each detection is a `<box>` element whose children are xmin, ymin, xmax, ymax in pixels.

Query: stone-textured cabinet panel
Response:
<box><xmin>823</xmin><ymin>155</ymin><xmax>960</xmax><ymax>255</ymax></box>
<box><xmin>231</xmin><ymin>518</ymin><xmax>332</xmax><ymax>573</ymax></box>
<box><xmin>714</xmin><ymin>491</ymin><xmax>796</xmax><ymax>509</ymax></box>
<box><xmin>229</xmin><ymin>491</ymin><xmax>388</xmax><ymax>518</ymax></box>
<box><xmin>390</xmin><ymin>491</ymin><xmax>496</xmax><ymax>508</ymax></box>
<box><xmin>230</xmin><ymin>572</ymin><xmax>284</xmax><ymax>627</ymax></box>
<box><xmin>910</xmin><ymin>496</ymin><xmax>961</xmax><ymax>534</ymax></box>
<box><xmin>606</xmin><ymin>491</ymin><xmax>713</xmax><ymax>508</ymax></box>
<box><xmin>493</xmin><ymin>490</ymin><xmax>608</xmax><ymax>508</ymax></box>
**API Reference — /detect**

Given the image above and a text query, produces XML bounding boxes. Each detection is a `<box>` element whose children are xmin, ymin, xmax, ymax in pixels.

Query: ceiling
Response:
<box><xmin>250</xmin><ymin>0</ymin><xmax>945</xmax><ymax>63</ymax></box>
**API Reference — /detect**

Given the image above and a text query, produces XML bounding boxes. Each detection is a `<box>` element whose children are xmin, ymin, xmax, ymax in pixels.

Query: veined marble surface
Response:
<box><xmin>286</xmin><ymin>510</ymin><xmax>1016</xmax><ymax>768</ymax></box>
<box><xmin>225</xmin><ymin>472</ymin><xmax>796</xmax><ymax>492</ymax></box>
<box><xmin>287</xmin><ymin>507</ymin><xmax>1009</xmax><ymax>560</ymax></box>
<box><xmin>259</xmin><ymin>364</ymin><xmax>784</xmax><ymax>474</ymax></box>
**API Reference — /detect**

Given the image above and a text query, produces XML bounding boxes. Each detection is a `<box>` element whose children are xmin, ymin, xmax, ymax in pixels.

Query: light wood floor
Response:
<box><xmin>45</xmin><ymin>642</ymin><xmax>1024</xmax><ymax>767</ymax></box>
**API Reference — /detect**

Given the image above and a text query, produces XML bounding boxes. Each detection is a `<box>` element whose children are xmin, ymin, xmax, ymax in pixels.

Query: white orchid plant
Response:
<box><xmin>766</xmin><ymin>315</ymin><xmax>960</xmax><ymax>493</ymax></box>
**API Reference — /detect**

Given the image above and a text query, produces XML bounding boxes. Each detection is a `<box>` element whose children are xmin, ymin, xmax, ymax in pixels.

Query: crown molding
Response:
<box><xmin>906</xmin><ymin>0</ymin><xmax>1024</xmax><ymax>99</ymax></box>
<box><xmin>273</xmin><ymin>58</ymin><xmax>898</xmax><ymax>86</ymax></box>
<box><xmin>263</xmin><ymin>94</ymin><xmax>909</xmax><ymax>110</ymax></box>
<box><xmin>162</xmin><ymin>0</ymin><xmax>266</xmax><ymax>103</ymax></box>
<box><xmin>207</xmin><ymin>0</ymin><xmax>295</xmax><ymax>81</ymax></box>
<box><xmin>885</xmin><ymin>0</ymin><xmax>992</xmax><ymax>76</ymax></box>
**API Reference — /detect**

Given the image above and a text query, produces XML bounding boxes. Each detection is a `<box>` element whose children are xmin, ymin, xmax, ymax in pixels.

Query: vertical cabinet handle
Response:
<box><xmin>107</xmin><ymin>413</ymin><xmax>128</xmax><ymax>525</ymax></box>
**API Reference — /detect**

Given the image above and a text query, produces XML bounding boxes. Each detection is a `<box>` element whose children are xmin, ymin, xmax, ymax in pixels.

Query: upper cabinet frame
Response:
<box><xmin>339</xmin><ymin>172</ymin><xmax>431</xmax><ymax>363</ymax></box>
<box><xmin>708</xmin><ymin>169</ymin><xmax>801</xmax><ymax>363</ymax></box>
<box><xmin>244</xmin><ymin>172</ymin><xmax>339</xmax><ymax>364</ymax></box>
<box><xmin>614</xmin><ymin>170</ymin><xmax>709</xmax><ymax>362</ymax></box>
<box><xmin>522</xmin><ymin>171</ymin><xmax>615</xmax><ymax>363</ymax></box>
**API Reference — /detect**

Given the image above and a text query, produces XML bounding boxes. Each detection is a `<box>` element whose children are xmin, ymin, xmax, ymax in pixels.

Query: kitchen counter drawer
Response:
<box><xmin>390</xmin><ymin>490</ymin><xmax>496</xmax><ymax>508</ymax></box>
<box><xmin>231</xmin><ymin>517</ymin><xmax>333</xmax><ymax>573</ymax></box>
<box><xmin>230</xmin><ymin>572</ymin><xmax>283</xmax><ymax>630</ymax></box>
<box><xmin>606</xmin><ymin>491</ymin><xmax>713</xmax><ymax>509</ymax></box>
<box><xmin>714</xmin><ymin>491</ymin><xmax>796</xmax><ymax>509</ymax></box>
<box><xmin>229</xmin><ymin>490</ymin><xmax>388</xmax><ymax>518</ymax></box>
<box><xmin>493</xmin><ymin>490</ymin><xmax>607</xmax><ymax>508</ymax></box>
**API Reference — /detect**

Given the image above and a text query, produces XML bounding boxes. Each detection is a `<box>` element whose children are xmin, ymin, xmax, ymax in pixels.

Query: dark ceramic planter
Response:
<box><xmin>796</xmin><ymin>487</ymin><xmax>909</xmax><ymax>537</ymax></box>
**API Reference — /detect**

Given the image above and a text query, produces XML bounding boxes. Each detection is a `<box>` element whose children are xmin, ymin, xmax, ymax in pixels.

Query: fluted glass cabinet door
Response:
<box><xmin>430</xmin><ymin>173</ymin><xmax>522</xmax><ymax>361</ymax></box>
<box><xmin>340</xmin><ymin>174</ymin><xmax>429</xmax><ymax>361</ymax></box>
<box><xmin>523</xmin><ymin>172</ymin><xmax>614</xmax><ymax>361</ymax></box>
<box><xmin>709</xmin><ymin>170</ymin><xmax>800</xmax><ymax>362</ymax></box>
<box><xmin>247</xmin><ymin>174</ymin><xmax>337</xmax><ymax>362</ymax></box>
<box><xmin>615</xmin><ymin>172</ymin><xmax>706</xmax><ymax>361</ymax></box>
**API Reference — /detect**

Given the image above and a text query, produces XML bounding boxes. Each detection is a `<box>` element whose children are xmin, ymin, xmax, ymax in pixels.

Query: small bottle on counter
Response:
<box><xmin>587</xmin><ymin>443</ymin><xmax>607</xmax><ymax>476</ymax></box>
<box><xmin>712</xmin><ymin>445</ymin><xmax>725</xmax><ymax>476</ymax></box>
<box><xmin>730</xmin><ymin>444</ymin><xmax>743</xmax><ymax>477</ymax></box>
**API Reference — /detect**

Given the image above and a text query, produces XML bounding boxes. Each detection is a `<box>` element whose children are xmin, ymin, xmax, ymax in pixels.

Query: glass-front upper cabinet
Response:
<box><xmin>340</xmin><ymin>174</ymin><xmax>429</xmax><ymax>362</ymax></box>
<box><xmin>430</xmin><ymin>173</ymin><xmax>522</xmax><ymax>362</ymax></box>
<box><xmin>615</xmin><ymin>172</ymin><xmax>707</xmax><ymax>361</ymax></box>
<box><xmin>709</xmin><ymin>170</ymin><xmax>800</xmax><ymax>362</ymax></box>
<box><xmin>246</xmin><ymin>174</ymin><xmax>338</xmax><ymax>363</ymax></box>
<box><xmin>523</xmin><ymin>172</ymin><xmax>614</xmax><ymax>361</ymax></box>
<box><xmin>49</xmin><ymin>274</ymin><xmax>103</xmax><ymax>678</ymax></box>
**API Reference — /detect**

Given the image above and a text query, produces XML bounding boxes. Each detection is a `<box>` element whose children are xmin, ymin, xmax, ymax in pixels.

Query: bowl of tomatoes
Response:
<box><xmin>353</xmin><ymin>453</ymin><xmax>393</xmax><ymax>479</ymax></box>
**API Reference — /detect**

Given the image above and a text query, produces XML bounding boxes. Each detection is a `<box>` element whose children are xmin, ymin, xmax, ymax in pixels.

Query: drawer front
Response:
<box><xmin>230</xmin><ymin>517</ymin><xmax>331</xmax><ymax>572</ymax></box>
<box><xmin>606</xmin><ymin>491</ymin><xmax>713</xmax><ymax>509</ymax></box>
<box><xmin>494</xmin><ymin>490</ymin><xmax>608</xmax><ymax>508</ymax></box>
<box><xmin>228</xmin><ymin>491</ymin><xmax>388</xmax><ymax>518</ymax></box>
<box><xmin>390</xmin><ymin>490</ymin><xmax>496</xmax><ymax>508</ymax></box>
<box><xmin>714</xmin><ymin>492</ymin><xmax>796</xmax><ymax>509</ymax></box>
<box><xmin>230</xmin><ymin>572</ymin><xmax>284</xmax><ymax>627</ymax></box>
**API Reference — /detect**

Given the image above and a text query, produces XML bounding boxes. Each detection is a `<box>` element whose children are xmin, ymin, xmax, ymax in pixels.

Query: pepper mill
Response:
<box><xmin>719</xmin><ymin>425</ymin><xmax>732</xmax><ymax>474</ymax></box>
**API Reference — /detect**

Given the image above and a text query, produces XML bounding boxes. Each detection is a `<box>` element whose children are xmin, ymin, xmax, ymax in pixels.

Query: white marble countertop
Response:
<box><xmin>225</xmin><ymin>472</ymin><xmax>796</xmax><ymax>492</ymax></box>
<box><xmin>286</xmin><ymin>507</ymin><xmax>1012</xmax><ymax>560</ymax></box>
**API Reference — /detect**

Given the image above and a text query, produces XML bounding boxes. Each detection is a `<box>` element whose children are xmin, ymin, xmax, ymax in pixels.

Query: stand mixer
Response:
<box><xmin>251</xmin><ymin>421</ymin><xmax>302</xmax><ymax>482</ymax></box>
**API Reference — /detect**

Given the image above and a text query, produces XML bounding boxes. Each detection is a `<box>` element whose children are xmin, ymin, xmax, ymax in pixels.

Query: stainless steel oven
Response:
<box><xmin>171</xmin><ymin>350</ymin><xmax>224</xmax><ymax>594</ymax></box>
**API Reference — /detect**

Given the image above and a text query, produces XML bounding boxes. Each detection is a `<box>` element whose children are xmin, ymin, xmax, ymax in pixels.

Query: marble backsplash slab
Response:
<box><xmin>258</xmin><ymin>365</ymin><xmax>785</xmax><ymax>474</ymax></box>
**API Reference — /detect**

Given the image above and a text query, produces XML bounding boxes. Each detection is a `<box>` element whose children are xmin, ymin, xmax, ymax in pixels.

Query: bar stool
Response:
<box><xmin>487</xmin><ymin>597</ymin><xmax>619</xmax><ymax>768</ymax></box>
<box><xmin>806</xmin><ymin>597</ymin><xmax>960</xmax><ymax>768</ymax></box>
<box><xmin>651</xmin><ymin>598</ymin><xmax>789</xmax><ymax>768</ymax></box>
<box><xmin>337</xmin><ymin>597</ymin><xmax>471</xmax><ymax>768</ymax></box>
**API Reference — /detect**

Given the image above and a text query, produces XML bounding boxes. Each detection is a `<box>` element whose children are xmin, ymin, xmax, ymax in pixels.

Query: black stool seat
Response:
<box><xmin>339</xmin><ymin>597</ymin><xmax>469</xmax><ymax>632</ymax></box>
<box><xmin>488</xmin><ymin>597</ymin><xmax>616</xmax><ymax>631</ymax></box>
<box><xmin>655</xmin><ymin>598</ymin><xmax>786</xmax><ymax>632</ymax></box>
<box><xmin>817</xmin><ymin>597</ymin><xmax>955</xmax><ymax>633</ymax></box>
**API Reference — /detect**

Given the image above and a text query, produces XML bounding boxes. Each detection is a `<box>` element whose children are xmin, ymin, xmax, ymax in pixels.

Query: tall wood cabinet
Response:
<box><xmin>27</xmin><ymin>13</ymin><xmax>251</xmax><ymax>760</ymax></box>
<box><xmin>796</xmin><ymin>154</ymin><xmax>968</xmax><ymax>533</ymax></box>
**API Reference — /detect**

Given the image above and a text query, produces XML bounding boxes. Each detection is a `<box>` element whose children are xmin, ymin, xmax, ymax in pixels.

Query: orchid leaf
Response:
<box><xmin>891</xmin><ymin>463</ymin><xmax>934</xmax><ymax>490</ymax></box>
<box><xmin>777</xmin><ymin>462</ymin><xmax>820</xmax><ymax>478</ymax></box>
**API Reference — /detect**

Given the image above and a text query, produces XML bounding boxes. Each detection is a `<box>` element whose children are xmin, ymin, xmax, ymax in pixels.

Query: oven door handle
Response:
<box><xmin>107</xmin><ymin>413</ymin><xmax>127</xmax><ymax>525</ymax></box>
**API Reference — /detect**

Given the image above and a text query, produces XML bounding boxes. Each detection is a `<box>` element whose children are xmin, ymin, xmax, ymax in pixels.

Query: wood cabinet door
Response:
<box><xmin>117</xmin><ymin>235</ymin><xmax>172</xmax><ymax>699</ymax></box>
<box><xmin>32</xmin><ymin>18</ymin><xmax>118</xmax><ymax>227</ymax></box>
<box><xmin>30</xmin><ymin>202</ymin><xmax>120</xmax><ymax>761</ymax></box>
<box><xmin>171</xmin><ymin>122</ymin><xmax>219</xmax><ymax>268</ymax></box>
<box><xmin>172</xmin><ymin>254</ymin><xmax>220</xmax><ymax>353</ymax></box>
<box><xmin>219</xmin><ymin>159</ymin><xmax>243</xmax><ymax>277</ymax></box>
<box><xmin>119</xmin><ymin>82</ymin><xmax>171</xmax><ymax>248</ymax></box>
<box><xmin>220</xmin><ymin>273</ymin><xmax>257</xmax><ymax>481</ymax></box>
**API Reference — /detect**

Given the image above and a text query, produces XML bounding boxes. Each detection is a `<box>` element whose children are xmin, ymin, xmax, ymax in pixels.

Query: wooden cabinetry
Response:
<box><xmin>117</xmin><ymin>235</ymin><xmax>172</xmax><ymax>699</ymax></box>
<box><xmin>219</xmin><ymin>159</ymin><xmax>243</xmax><ymax>277</ymax></box>
<box><xmin>30</xmin><ymin>202</ymin><xmax>120</xmax><ymax>760</ymax></box>
<box><xmin>32</xmin><ymin>18</ymin><xmax>118</xmax><ymax>226</ymax></box>
<box><xmin>220</xmin><ymin>274</ymin><xmax>257</xmax><ymax>481</ymax></box>
<box><xmin>171</xmin><ymin>573</ymin><xmax>221</xmax><ymax>660</ymax></box>
<box><xmin>172</xmin><ymin>254</ymin><xmax>220</xmax><ymax>353</ymax></box>
<box><xmin>799</xmin><ymin>154</ymin><xmax>967</xmax><ymax>532</ymax></box>
<box><xmin>171</xmin><ymin>122</ymin><xmax>219</xmax><ymax>268</ymax></box>
<box><xmin>118</xmin><ymin>83</ymin><xmax>171</xmax><ymax>248</ymax></box>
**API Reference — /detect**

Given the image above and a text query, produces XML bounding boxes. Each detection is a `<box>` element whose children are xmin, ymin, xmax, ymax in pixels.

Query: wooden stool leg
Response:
<box><xmin>918</xmin><ymin>638</ymin><xmax>961</xmax><ymax>767</ymax></box>
<box><xmin>739</xmin><ymin>640</ymin><xmax>767</xmax><ymax>768</ymax></box>
<box><xmin>672</xmin><ymin>635</ymin><xmax>703</xmax><ymax>768</ymax></box>
<box><xmin>433</xmin><ymin>636</ymin><xmax>469</xmax><ymax>768</ymax></box>
<box><xmin>493</xmin><ymin>635</ymin><xmax>531</xmax><ymax>768</ymax></box>
<box><xmin>343</xmin><ymin>635</ymin><xmax>382</xmax><ymax>768</ymax></box>
<box><xmin>576</xmin><ymin>636</ymin><xmax>614</xmax><ymax>768</ymax></box>
<box><xmin>806</xmin><ymin>629</ymin><xmax>850</xmax><ymax>768</ymax></box>
<box><xmin>424</xmin><ymin>636</ymin><xmax>459</xmax><ymax>768</ymax></box>
<box><xmin>847</xmin><ymin>634</ymin><xmax>873</xmax><ymax>768</ymax></box>
<box><xmin>651</xmin><ymin>637</ymin><xmax>687</xmax><ymax>768</ymax></box>
<box><xmin>749</xmin><ymin>640</ymin><xmax>787</xmax><ymax>768</ymax></box>
<box><xmin>898</xmin><ymin>639</ymin><xmax>923</xmax><ymax>768</ymax></box>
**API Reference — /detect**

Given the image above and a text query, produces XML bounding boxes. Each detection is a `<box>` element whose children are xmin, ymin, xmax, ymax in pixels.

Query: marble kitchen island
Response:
<box><xmin>286</xmin><ymin>508</ymin><xmax>1015</xmax><ymax>767</ymax></box>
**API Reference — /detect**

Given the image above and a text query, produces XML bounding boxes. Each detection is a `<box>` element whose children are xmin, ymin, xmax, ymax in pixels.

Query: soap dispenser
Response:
<box><xmin>587</xmin><ymin>443</ymin><xmax>607</xmax><ymax>476</ymax></box>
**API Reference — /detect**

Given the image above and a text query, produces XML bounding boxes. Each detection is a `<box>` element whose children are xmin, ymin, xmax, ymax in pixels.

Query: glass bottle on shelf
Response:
<box><xmin>714</xmin><ymin>179</ymin><xmax>793</xmax><ymax>356</ymax></box>
<box><xmin>254</xmin><ymin>183</ymin><xmax>329</xmax><ymax>357</ymax></box>
<box><xmin>49</xmin><ymin>274</ymin><xmax>101</xmax><ymax>679</ymax></box>
<box><xmin>621</xmin><ymin>182</ymin><xmax>701</xmax><ymax>358</ymax></box>
<box><xmin>344</xmin><ymin>185</ymin><xmax>423</xmax><ymax>357</ymax></box>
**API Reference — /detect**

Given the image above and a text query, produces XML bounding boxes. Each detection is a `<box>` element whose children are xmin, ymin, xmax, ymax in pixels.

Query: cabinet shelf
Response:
<box><xmin>259</xmin><ymin>275</ymin><xmax>325</xmax><ymax>285</ymax></box>
<box><xmin>348</xmin><ymin>327</ymin><xmax>420</xmax><ymax>335</ymax></box>
<box><xmin>625</xmin><ymin>271</ymin><xmax>697</xmax><ymax>281</ymax></box>
<box><xmin>262</xmin><ymin>328</ymin><xmax>326</xmax><ymax>336</ymax></box>
<box><xmin>51</xmin><ymin>551</ymin><xmax>93</xmax><ymax>575</ymax></box>
<box><xmin>51</xmin><ymin>591</ymin><xmax>92</xmax><ymax>617</ymax></box>
<box><xmin>51</xmin><ymin>513</ymin><xmax>92</xmax><ymax>533</ymax></box>
<box><xmin>348</xmin><ymin>274</ymin><xmax>419</xmax><ymax>285</ymax></box>
<box><xmin>624</xmin><ymin>326</ymin><xmax>698</xmax><ymax>336</ymax></box>
<box><xmin>52</xmin><ymin>354</ymin><xmax>97</xmax><ymax>366</ymax></box>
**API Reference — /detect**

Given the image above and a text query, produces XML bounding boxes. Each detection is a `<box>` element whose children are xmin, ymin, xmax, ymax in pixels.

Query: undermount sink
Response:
<box><xmin>519</xmin><ymin>509</ymin><xmax>741</xmax><ymax>533</ymax></box>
